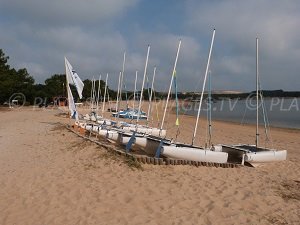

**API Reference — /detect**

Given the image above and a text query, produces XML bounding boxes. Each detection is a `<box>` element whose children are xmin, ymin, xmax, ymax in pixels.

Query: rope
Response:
<box><xmin>258</xmin><ymin>78</ymin><xmax>274</xmax><ymax>149</ymax></box>
<box><xmin>153</xmin><ymin>93</ymin><xmax>160</xmax><ymax>127</ymax></box>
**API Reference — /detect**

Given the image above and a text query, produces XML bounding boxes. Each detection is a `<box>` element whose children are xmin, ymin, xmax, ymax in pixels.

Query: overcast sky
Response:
<box><xmin>0</xmin><ymin>0</ymin><xmax>299</xmax><ymax>92</ymax></box>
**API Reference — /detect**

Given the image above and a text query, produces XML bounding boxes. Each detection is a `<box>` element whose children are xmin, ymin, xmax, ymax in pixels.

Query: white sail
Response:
<box><xmin>66</xmin><ymin>82</ymin><xmax>78</xmax><ymax>120</ymax></box>
<box><xmin>64</xmin><ymin>58</ymin><xmax>78</xmax><ymax>120</ymax></box>
<box><xmin>64</xmin><ymin>57</ymin><xmax>84</xmax><ymax>99</ymax></box>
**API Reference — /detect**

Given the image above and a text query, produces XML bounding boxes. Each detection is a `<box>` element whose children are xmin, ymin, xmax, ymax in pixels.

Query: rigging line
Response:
<box><xmin>123</xmin><ymin>81</ymin><xmax>128</xmax><ymax>109</ymax></box>
<box><xmin>174</xmin><ymin>70</ymin><xmax>181</xmax><ymax>141</ymax></box>
<box><xmin>258</xmin><ymin>76</ymin><xmax>269</xmax><ymax>140</ymax></box>
<box><xmin>258</xmin><ymin>77</ymin><xmax>274</xmax><ymax>149</ymax></box>
<box><xmin>206</xmin><ymin>70</ymin><xmax>212</xmax><ymax>147</ymax></box>
<box><xmin>152</xmin><ymin>90</ymin><xmax>160</xmax><ymax>127</ymax></box>
<box><xmin>146</xmin><ymin>67</ymin><xmax>156</xmax><ymax>126</ymax></box>
<box><xmin>208</xmin><ymin>70</ymin><xmax>212</xmax><ymax>147</ymax></box>
<box><xmin>148</xmin><ymin>73</ymin><xmax>157</xmax><ymax>127</ymax></box>
<box><xmin>174</xmin><ymin>70</ymin><xmax>180</xmax><ymax>127</ymax></box>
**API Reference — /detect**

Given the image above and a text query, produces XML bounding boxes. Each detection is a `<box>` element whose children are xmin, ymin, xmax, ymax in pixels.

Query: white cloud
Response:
<box><xmin>0</xmin><ymin>0</ymin><xmax>299</xmax><ymax>91</ymax></box>
<box><xmin>184</xmin><ymin>0</ymin><xmax>300</xmax><ymax>90</ymax></box>
<box><xmin>0</xmin><ymin>0</ymin><xmax>139</xmax><ymax>25</ymax></box>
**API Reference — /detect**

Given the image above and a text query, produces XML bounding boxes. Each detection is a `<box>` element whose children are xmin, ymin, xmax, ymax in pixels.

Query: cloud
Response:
<box><xmin>0</xmin><ymin>0</ymin><xmax>139</xmax><ymax>25</ymax></box>
<box><xmin>0</xmin><ymin>0</ymin><xmax>299</xmax><ymax>92</ymax></box>
<box><xmin>184</xmin><ymin>0</ymin><xmax>300</xmax><ymax>91</ymax></box>
<box><xmin>114</xmin><ymin>32</ymin><xmax>204</xmax><ymax>92</ymax></box>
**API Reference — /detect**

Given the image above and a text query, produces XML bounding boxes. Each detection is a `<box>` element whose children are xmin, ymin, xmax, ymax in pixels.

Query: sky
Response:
<box><xmin>0</xmin><ymin>0</ymin><xmax>299</xmax><ymax>92</ymax></box>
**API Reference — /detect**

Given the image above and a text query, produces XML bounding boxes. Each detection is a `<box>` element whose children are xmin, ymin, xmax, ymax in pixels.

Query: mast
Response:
<box><xmin>102</xmin><ymin>73</ymin><xmax>108</xmax><ymax>115</ymax></box>
<box><xmin>116</xmin><ymin>71</ymin><xmax>122</xmax><ymax>114</ymax></box>
<box><xmin>192</xmin><ymin>29</ymin><xmax>215</xmax><ymax>146</ymax></box>
<box><xmin>96</xmin><ymin>74</ymin><xmax>101</xmax><ymax>113</ymax></box>
<box><xmin>136</xmin><ymin>45</ymin><xmax>150</xmax><ymax>124</ymax></box>
<box><xmin>119</xmin><ymin>52</ymin><xmax>126</xmax><ymax>108</ymax></box>
<box><xmin>160</xmin><ymin>40</ymin><xmax>181</xmax><ymax>135</ymax></box>
<box><xmin>115</xmin><ymin>71</ymin><xmax>122</xmax><ymax>114</ymax></box>
<box><xmin>133</xmin><ymin>71</ymin><xmax>138</xmax><ymax>111</ymax></box>
<box><xmin>147</xmin><ymin>67</ymin><xmax>156</xmax><ymax>122</ymax></box>
<box><xmin>91</xmin><ymin>77</ymin><xmax>95</xmax><ymax>111</ymax></box>
<box><xmin>256</xmin><ymin>37</ymin><xmax>259</xmax><ymax>148</ymax></box>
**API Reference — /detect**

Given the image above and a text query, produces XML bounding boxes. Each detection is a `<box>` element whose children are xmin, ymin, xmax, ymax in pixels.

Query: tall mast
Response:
<box><xmin>102</xmin><ymin>73</ymin><xmax>108</xmax><ymax>115</ymax></box>
<box><xmin>89</xmin><ymin>78</ymin><xmax>93</xmax><ymax>109</ymax></box>
<box><xmin>115</xmin><ymin>71</ymin><xmax>122</xmax><ymax>113</ymax></box>
<box><xmin>192</xmin><ymin>29</ymin><xmax>215</xmax><ymax>146</ymax></box>
<box><xmin>160</xmin><ymin>40</ymin><xmax>181</xmax><ymax>135</ymax></box>
<box><xmin>96</xmin><ymin>74</ymin><xmax>101</xmax><ymax>113</ymax></box>
<box><xmin>119</xmin><ymin>52</ymin><xmax>126</xmax><ymax>108</ymax></box>
<box><xmin>133</xmin><ymin>70</ymin><xmax>138</xmax><ymax>111</ymax></box>
<box><xmin>147</xmin><ymin>66</ymin><xmax>156</xmax><ymax>122</ymax></box>
<box><xmin>91</xmin><ymin>77</ymin><xmax>95</xmax><ymax>111</ymax></box>
<box><xmin>256</xmin><ymin>37</ymin><xmax>259</xmax><ymax>148</ymax></box>
<box><xmin>136</xmin><ymin>45</ymin><xmax>150</xmax><ymax>124</ymax></box>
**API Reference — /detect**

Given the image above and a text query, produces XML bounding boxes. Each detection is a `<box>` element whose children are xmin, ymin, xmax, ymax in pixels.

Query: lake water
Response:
<box><xmin>181</xmin><ymin>97</ymin><xmax>300</xmax><ymax>129</ymax></box>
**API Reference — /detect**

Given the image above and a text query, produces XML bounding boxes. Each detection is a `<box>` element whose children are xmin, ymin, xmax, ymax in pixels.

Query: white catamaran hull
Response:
<box><xmin>245</xmin><ymin>150</ymin><xmax>287</xmax><ymax>163</ymax></box>
<box><xmin>221</xmin><ymin>144</ymin><xmax>287</xmax><ymax>164</ymax></box>
<box><xmin>112</xmin><ymin>130</ymin><xmax>167</xmax><ymax>156</ymax></box>
<box><xmin>134</xmin><ymin>137</ymin><xmax>162</xmax><ymax>156</ymax></box>
<box><xmin>106</xmin><ymin>130</ymin><xmax>121</xmax><ymax>142</ymax></box>
<box><xmin>162</xmin><ymin>146</ymin><xmax>228</xmax><ymax>163</ymax></box>
<box><xmin>122</xmin><ymin>126</ymin><xmax>166</xmax><ymax>137</ymax></box>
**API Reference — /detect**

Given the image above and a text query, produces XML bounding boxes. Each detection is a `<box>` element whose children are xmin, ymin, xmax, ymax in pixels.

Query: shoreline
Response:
<box><xmin>170</xmin><ymin>110</ymin><xmax>300</xmax><ymax>133</ymax></box>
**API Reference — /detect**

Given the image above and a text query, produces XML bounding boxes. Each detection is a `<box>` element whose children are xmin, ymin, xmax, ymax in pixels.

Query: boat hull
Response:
<box><xmin>245</xmin><ymin>150</ymin><xmax>287</xmax><ymax>163</ymax></box>
<box><xmin>161</xmin><ymin>146</ymin><xmax>228</xmax><ymax>163</ymax></box>
<box><xmin>221</xmin><ymin>144</ymin><xmax>287</xmax><ymax>164</ymax></box>
<box><xmin>106</xmin><ymin>130</ymin><xmax>121</xmax><ymax>142</ymax></box>
<box><xmin>113</xmin><ymin>133</ymin><xmax>161</xmax><ymax>156</ymax></box>
<box><xmin>122</xmin><ymin>126</ymin><xmax>166</xmax><ymax>136</ymax></box>
<box><xmin>134</xmin><ymin>137</ymin><xmax>161</xmax><ymax>156</ymax></box>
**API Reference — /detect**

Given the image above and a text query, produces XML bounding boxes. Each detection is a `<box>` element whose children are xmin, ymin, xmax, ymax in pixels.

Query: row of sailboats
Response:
<box><xmin>65</xmin><ymin>29</ymin><xmax>287</xmax><ymax>166</ymax></box>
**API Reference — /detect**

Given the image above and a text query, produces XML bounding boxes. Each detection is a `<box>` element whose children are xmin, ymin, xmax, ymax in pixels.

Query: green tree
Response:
<box><xmin>0</xmin><ymin>49</ymin><xmax>35</xmax><ymax>104</ymax></box>
<box><xmin>44</xmin><ymin>74</ymin><xmax>66</xmax><ymax>98</ymax></box>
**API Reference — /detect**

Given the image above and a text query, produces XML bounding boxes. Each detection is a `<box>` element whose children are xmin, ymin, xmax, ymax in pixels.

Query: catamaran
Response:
<box><xmin>122</xmin><ymin>30</ymin><xmax>228</xmax><ymax>164</ymax></box>
<box><xmin>221</xmin><ymin>38</ymin><xmax>287</xmax><ymax>165</ymax></box>
<box><xmin>156</xmin><ymin>29</ymin><xmax>228</xmax><ymax>163</ymax></box>
<box><xmin>119</xmin><ymin>41</ymin><xmax>181</xmax><ymax>155</ymax></box>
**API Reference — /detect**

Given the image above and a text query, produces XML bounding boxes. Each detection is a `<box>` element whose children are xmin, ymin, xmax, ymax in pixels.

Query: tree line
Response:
<box><xmin>0</xmin><ymin>49</ymin><xmax>161</xmax><ymax>106</ymax></box>
<box><xmin>0</xmin><ymin>49</ymin><xmax>119</xmax><ymax>105</ymax></box>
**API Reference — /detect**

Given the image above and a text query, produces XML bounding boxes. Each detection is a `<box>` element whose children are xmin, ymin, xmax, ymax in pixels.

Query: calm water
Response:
<box><xmin>181</xmin><ymin>98</ymin><xmax>300</xmax><ymax>129</ymax></box>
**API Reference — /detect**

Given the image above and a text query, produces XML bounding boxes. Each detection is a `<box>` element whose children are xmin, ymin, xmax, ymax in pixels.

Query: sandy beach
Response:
<box><xmin>0</xmin><ymin>106</ymin><xmax>299</xmax><ymax>225</ymax></box>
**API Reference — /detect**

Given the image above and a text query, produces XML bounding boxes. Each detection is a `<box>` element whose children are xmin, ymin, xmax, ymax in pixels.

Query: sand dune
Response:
<box><xmin>0</xmin><ymin>107</ymin><xmax>299</xmax><ymax>225</ymax></box>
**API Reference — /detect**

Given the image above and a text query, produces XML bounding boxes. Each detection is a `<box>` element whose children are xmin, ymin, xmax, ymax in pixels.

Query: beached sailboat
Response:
<box><xmin>158</xmin><ymin>29</ymin><xmax>228</xmax><ymax>163</ymax></box>
<box><xmin>64</xmin><ymin>57</ymin><xmax>84</xmax><ymax>120</ymax></box>
<box><xmin>221</xmin><ymin>38</ymin><xmax>287</xmax><ymax>165</ymax></box>
<box><xmin>104</xmin><ymin>48</ymin><xmax>154</xmax><ymax>143</ymax></box>
<box><xmin>121</xmin><ymin>41</ymin><xmax>181</xmax><ymax>155</ymax></box>
<box><xmin>112</xmin><ymin>108</ymin><xmax>147</xmax><ymax>119</ymax></box>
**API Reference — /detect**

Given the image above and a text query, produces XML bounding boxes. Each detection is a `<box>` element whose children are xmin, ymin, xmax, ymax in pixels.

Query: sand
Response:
<box><xmin>0</xmin><ymin>106</ymin><xmax>299</xmax><ymax>225</ymax></box>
